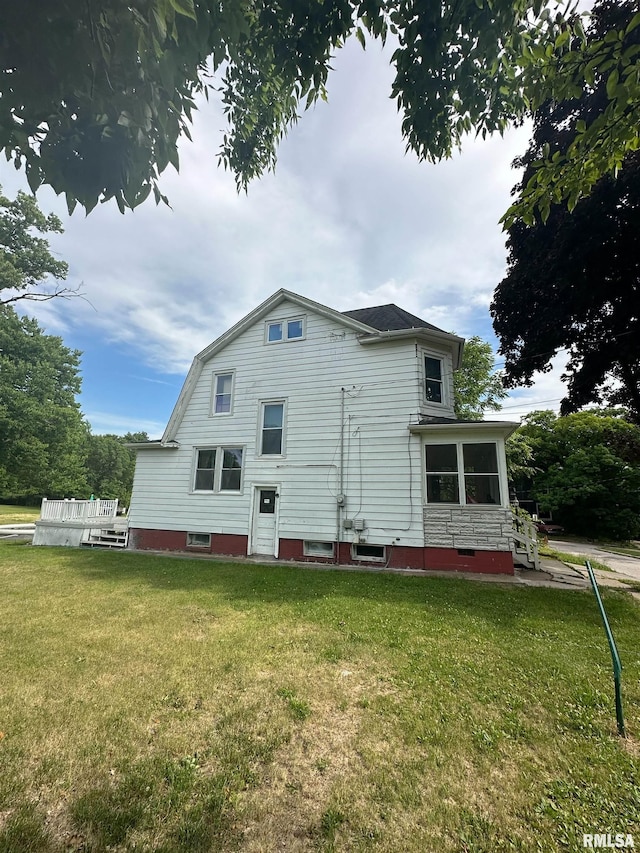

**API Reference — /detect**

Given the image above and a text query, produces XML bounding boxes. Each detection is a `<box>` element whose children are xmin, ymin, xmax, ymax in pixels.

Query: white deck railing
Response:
<box><xmin>40</xmin><ymin>498</ymin><xmax>119</xmax><ymax>523</ymax></box>
<box><xmin>511</xmin><ymin>510</ymin><xmax>540</xmax><ymax>570</ymax></box>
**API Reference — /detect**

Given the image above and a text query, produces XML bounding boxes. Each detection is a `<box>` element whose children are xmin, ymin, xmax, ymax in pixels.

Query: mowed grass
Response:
<box><xmin>0</xmin><ymin>546</ymin><xmax>639</xmax><ymax>853</ymax></box>
<box><xmin>0</xmin><ymin>504</ymin><xmax>40</xmax><ymax>525</ymax></box>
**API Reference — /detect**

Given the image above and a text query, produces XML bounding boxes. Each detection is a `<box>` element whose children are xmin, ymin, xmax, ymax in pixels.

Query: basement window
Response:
<box><xmin>351</xmin><ymin>544</ymin><xmax>386</xmax><ymax>563</ymax></box>
<box><xmin>186</xmin><ymin>532</ymin><xmax>211</xmax><ymax>548</ymax></box>
<box><xmin>303</xmin><ymin>541</ymin><xmax>334</xmax><ymax>558</ymax></box>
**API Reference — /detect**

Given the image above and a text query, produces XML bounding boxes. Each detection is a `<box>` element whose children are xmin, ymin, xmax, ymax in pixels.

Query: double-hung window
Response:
<box><xmin>424</xmin><ymin>355</ymin><xmax>444</xmax><ymax>404</ymax></box>
<box><xmin>425</xmin><ymin>442</ymin><xmax>501</xmax><ymax>505</ymax></box>
<box><xmin>260</xmin><ymin>402</ymin><xmax>285</xmax><ymax>455</ymax></box>
<box><xmin>212</xmin><ymin>372</ymin><xmax>233</xmax><ymax>414</ymax></box>
<box><xmin>193</xmin><ymin>447</ymin><xmax>243</xmax><ymax>492</ymax></box>
<box><xmin>266</xmin><ymin>317</ymin><xmax>305</xmax><ymax>343</ymax></box>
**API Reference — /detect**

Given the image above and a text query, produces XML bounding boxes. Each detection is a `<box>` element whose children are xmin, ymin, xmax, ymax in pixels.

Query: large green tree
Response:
<box><xmin>0</xmin><ymin>1</ymin><xmax>637</xmax><ymax>217</ymax></box>
<box><xmin>453</xmin><ymin>336</ymin><xmax>507</xmax><ymax>420</ymax></box>
<box><xmin>492</xmin><ymin>0</ymin><xmax>640</xmax><ymax>423</ymax></box>
<box><xmin>513</xmin><ymin>409</ymin><xmax>640</xmax><ymax>540</ymax></box>
<box><xmin>86</xmin><ymin>432</ymin><xmax>148</xmax><ymax>507</ymax></box>
<box><xmin>0</xmin><ymin>186</ymin><xmax>72</xmax><ymax>304</ymax></box>
<box><xmin>0</xmin><ymin>305</ymin><xmax>90</xmax><ymax>500</ymax></box>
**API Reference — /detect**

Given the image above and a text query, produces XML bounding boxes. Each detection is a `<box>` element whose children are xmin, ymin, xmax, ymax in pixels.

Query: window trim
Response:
<box><xmin>211</xmin><ymin>370</ymin><xmax>235</xmax><ymax>416</ymax></box>
<box><xmin>421</xmin><ymin>350</ymin><xmax>446</xmax><ymax>407</ymax></box>
<box><xmin>424</xmin><ymin>440</ymin><xmax>504</xmax><ymax>507</ymax></box>
<box><xmin>192</xmin><ymin>445</ymin><xmax>244</xmax><ymax>494</ymax></box>
<box><xmin>258</xmin><ymin>399</ymin><xmax>287</xmax><ymax>457</ymax></box>
<box><xmin>186</xmin><ymin>532</ymin><xmax>211</xmax><ymax>549</ymax></box>
<box><xmin>265</xmin><ymin>316</ymin><xmax>306</xmax><ymax>344</ymax></box>
<box><xmin>303</xmin><ymin>540</ymin><xmax>335</xmax><ymax>558</ymax></box>
<box><xmin>351</xmin><ymin>543</ymin><xmax>386</xmax><ymax>563</ymax></box>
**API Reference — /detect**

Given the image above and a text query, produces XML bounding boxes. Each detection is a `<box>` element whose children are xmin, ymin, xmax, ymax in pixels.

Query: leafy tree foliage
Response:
<box><xmin>0</xmin><ymin>1</ymin><xmax>637</xmax><ymax>217</ymax></box>
<box><xmin>492</xmin><ymin>0</ymin><xmax>640</xmax><ymax>423</ymax></box>
<box><xmin>0</xmin><ymin>186</ymin><xmax>72</xmax><ymax>305</ymax></box>
<box><xmin>453</xmin><ymin>336</ymin><xmax>507</xmax><ymax>420</ymax></box>
<box><xmin>86</xmin><ymin>432</ymin><xmax>148</xmax><ymax>507</ymax></box>
<box><xmin>514</xmin><ymin>409</ymin><xmax>640</xmax><ymax>540</ymax></box>
<box><xmin>0</xmin><ymin>305</ymin><xmax>90</xmax><ymax>500</ymax></box>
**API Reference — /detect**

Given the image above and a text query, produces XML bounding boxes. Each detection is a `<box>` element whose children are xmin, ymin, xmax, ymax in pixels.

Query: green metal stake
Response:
<box><xmin>585</xmin><ymin>560</ymin><xmax>626</xmax><ymax>737</ymax></box>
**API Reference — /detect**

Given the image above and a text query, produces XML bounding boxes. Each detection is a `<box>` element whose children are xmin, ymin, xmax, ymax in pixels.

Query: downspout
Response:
<box><xmin>335</xmin><ymin>387</ymin><xmax>346</xmax><ymax>563</ymax></box>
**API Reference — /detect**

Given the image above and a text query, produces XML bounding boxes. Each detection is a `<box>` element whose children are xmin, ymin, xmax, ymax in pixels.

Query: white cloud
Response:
<box><xmin>2</xmin><ymin>35</ymin><xmax>557</xmax><ymax>432</ymax></box>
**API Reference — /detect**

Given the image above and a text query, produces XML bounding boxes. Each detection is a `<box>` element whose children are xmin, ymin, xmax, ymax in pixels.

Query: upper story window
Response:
<box><xmin>266</xmin><ymin>317</ymin><xmax>305</xmax><ymax>343</ymax></box>
<box><xmin>425</xmin><ymin>442</ymin><xmax>501</xmax><ymax>506</ymax></box>
<box><xmin>193</xmin><ymin>446</ymin><xmax>243</xmax><ymax>492</ymax></box>
<box><xmin>424</xmin><ymin>355</ymin><xmax>444</xmax><ymax>404</ymax></box>
<box><xmin>212</xmin><ymin>372</ymin><xmax>234</xmax><ymax>415</ymax></box>
<box><xmin>260</xmin><ymin>401</ymin><xmax>285</xmax><ymax>455</ymax></box>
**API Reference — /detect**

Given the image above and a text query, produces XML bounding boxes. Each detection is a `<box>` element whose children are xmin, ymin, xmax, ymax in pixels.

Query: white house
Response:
<box><xmin>128</xmin><ymin>289</ymin><xmax>522</xmax><ymax>574</ymax></box>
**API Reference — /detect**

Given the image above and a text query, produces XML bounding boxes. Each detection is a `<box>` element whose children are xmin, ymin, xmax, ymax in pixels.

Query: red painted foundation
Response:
<box><xmin>129</xmin><ymin>528</ymin><xmax>248</xmax><ymax>557</ymax></box>
<box><xmin>129</xmin><ymin>529</ymin><xmax>514</xmax><ymax>575</ymax></box>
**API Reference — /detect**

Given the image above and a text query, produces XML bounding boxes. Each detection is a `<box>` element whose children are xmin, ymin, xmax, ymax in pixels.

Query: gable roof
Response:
<box><xmin>342</xmin><ymin>304</ymin><xmax>446</xmax><ymax>334</ymax></box>
<box><xmin>162</xmin><ymin>289</ymin><xmax>463</xmax><ymax>442</ymax></box>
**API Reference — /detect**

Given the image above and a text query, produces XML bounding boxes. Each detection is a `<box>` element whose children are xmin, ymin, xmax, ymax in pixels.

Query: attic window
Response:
<box><xmin>266</xmin><ymin>317</ymin><xmax>305</xmax><ymax>343</ymax></box>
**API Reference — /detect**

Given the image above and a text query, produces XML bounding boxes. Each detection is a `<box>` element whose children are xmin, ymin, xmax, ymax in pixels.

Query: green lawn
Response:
<box><xmin>0</xmin><ymin>504</ymin><xmax>40</xmax><ymax>525</ymax></box>
<box><xmin>1</xmin><ymin>545</ymin><xmax>639</xmax><ymax>852</ymax></box>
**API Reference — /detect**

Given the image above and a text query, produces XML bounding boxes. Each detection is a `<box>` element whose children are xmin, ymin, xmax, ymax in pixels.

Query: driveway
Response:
<box><xmin>549</xmin><ymin>538</ymin><xmax>640</xmax><ymax>583</ymax></box>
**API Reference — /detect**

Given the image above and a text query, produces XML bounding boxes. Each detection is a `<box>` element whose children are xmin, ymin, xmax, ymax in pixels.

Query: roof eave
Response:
<box><xmin>358</xmin><ymin>327</ymin><xmax>465</xmax><ymax>367</ymax></box>
<box><xmin>126</xmin><ymin>440</ymin><xmax>180</xmax><ymax>451</ymax></box>
<box><xmin>409</xmin><ymin>421</ymin><xmax>520</xmax><ymax>438</ymax></box>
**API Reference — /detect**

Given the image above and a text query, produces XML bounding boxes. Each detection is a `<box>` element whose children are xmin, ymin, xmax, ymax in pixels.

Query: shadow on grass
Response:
<box><xmin>15</xmin><ymin>544</ymin><xmax>639</xmax><ymax>635</ymax></box>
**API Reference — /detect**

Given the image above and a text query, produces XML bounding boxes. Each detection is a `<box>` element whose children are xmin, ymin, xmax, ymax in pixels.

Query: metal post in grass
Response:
<box><xmin>585</xmin><ymin>560</ymin><xmax>626</xmax><ymax>737</ymax></box>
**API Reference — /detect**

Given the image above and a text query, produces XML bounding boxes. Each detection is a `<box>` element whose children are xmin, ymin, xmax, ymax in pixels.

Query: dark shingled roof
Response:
<box><xmin>342</xmin><ymin>304</ymin><xmax>446</xmax><ymax>334</ymax></box>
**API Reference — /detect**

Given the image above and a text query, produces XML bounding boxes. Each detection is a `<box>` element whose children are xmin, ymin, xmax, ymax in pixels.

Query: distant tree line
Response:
<box><xmin>0</xmin><ymin>303</ymin><xmax>147</xmax><ymax>507</ymax></box>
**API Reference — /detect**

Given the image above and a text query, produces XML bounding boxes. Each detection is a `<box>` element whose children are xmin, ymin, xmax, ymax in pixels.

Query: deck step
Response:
<box><xmin>81</xmin><ymin>527</ymin><xmax>128</xmax><ymax>548</ymax></box>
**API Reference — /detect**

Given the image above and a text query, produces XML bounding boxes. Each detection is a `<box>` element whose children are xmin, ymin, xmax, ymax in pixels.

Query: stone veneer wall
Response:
<box><xmin>423</xmin><ymin>506</ymin><xmax>513</xmax><ymax>551</ymax></box>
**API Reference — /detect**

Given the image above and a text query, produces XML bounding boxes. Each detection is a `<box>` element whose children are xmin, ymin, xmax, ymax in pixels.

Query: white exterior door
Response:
<box><xmin>251</xmin><ymin>487</ymin><xmax>278</xmax><ymax>555</ymax></box>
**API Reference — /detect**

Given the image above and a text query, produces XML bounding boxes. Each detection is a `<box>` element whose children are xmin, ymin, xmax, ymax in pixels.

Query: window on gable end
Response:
<box><xmin>267</xmin><ymin>322</ymin><xmax>283</xmax><ymax>342</ymax></box>
<box><xmin>266</xmin><ymin>317</ymin><xmax>305</xmax><ymax>343</ymax></box>
<box><xmin>213</xmin><ymin>372</ymin><xmax>233</xmax><ymax>414</ymax></box>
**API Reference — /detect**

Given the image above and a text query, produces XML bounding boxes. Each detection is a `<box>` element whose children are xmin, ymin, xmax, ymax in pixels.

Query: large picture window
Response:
<box><xmin>193</xmin><ymin>446</ymin><xmax>243</xmax><ymax>492</ymax></box>
<box><xmin>425</xmin><ymin>442</ymin><xmax>501</xmax><ymax>505</ymax></box>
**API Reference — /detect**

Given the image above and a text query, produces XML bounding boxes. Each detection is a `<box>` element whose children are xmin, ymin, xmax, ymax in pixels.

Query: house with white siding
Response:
<box><xmin>128</xmin><ymin>289</ymin><xmax>522</xmax><ymax>574</ymax></box>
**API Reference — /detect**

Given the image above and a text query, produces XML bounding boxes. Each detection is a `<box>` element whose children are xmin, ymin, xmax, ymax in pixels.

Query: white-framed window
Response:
<box><xmin>425</xmin><ymin>441</ymin><xmax>502</xmax><ymax>506</ymax></box>
<box><xmin>352</xmin><ymin>543</ymin><xmax>386</xmax><ymax>562</ymax></box>
<box><xmin>266</xmin><ymin>316</ymin><xmax>305</xmax><ymax>343</ymax></box>
<box><xmin>193</xmin><ymin>446</ymin><xmax>244</xmax><ymax>492</ymax></box>
<box><xmin>260</xmin><ymin>401</ymin><xmax>286</xmax><ymax>455</ymax></box>
<box><xmin>187</xmin><ymin>532</ymin><xmax>211</xmax><ymax>548</ymax></box>
<box><xmin>424</xmin><ymin>354</ymin><xmax>444</xmax><ymax>404</ymax></box>
<box><xmin>212</xmin><ymin>371</ymin><xmax>234</xmax><ymax>415</ymax></box>
<box><xmin>303</xmin><ymin>540</ymin><xmax>335</xmax><ymax>558</ymax></box>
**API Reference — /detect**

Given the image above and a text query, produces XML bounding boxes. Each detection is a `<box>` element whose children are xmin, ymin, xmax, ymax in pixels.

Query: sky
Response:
<box><xmin>1</xmin><ymin>37</ymin><xmax>570</xmax><ymax>439</ymax></box>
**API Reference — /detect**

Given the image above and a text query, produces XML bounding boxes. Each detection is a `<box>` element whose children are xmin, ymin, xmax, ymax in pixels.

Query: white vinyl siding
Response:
<box><xmin>129</xmin><ymin>300</ymin><xmax>457</xmax><ymax>546</ymax></box>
